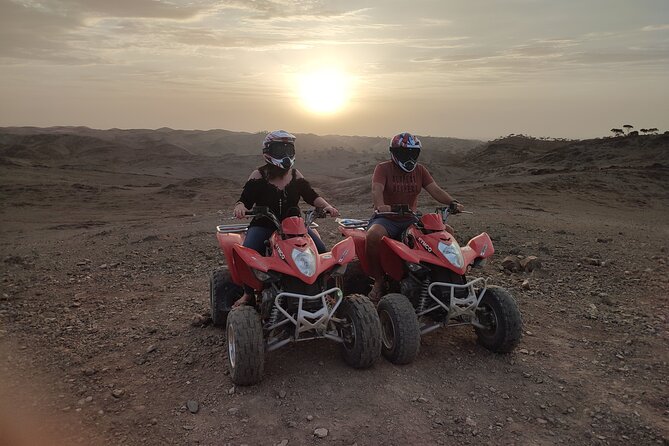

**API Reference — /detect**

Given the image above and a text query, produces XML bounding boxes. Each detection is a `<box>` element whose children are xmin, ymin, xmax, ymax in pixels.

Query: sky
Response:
<box><xmin>1</xmin><ymin>0</ymin><xmax>668</xmax><ymax>140</ymax></box>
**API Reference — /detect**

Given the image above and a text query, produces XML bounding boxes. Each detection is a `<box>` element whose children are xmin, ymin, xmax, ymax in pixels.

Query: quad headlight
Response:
<box><xmin>437</xmin><ymin>240</ymin><xmax>464</xmax><ymax>268</ymax></box>
<box><xmin>291</xmin><ymin>248</ymin><xmax>316</xmax><ymax>277</ymax></box>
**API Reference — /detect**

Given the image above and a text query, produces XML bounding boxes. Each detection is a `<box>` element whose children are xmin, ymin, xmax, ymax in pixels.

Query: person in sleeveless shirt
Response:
<box><xmin>232</xmin><ymin>130</ymin><xmax>340</xmax><ymax>307</ymax></box>
<box><xmin>366</xmin><ymin>132</ymin><xmax>464</xmax><ymax>301</ymax></box>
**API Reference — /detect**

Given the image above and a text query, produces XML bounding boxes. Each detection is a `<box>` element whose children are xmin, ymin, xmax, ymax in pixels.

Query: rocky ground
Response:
<box><xmin>0</xmin><ymin>133</ymin><xmax>668</xmax><ymax>445</ymax></box>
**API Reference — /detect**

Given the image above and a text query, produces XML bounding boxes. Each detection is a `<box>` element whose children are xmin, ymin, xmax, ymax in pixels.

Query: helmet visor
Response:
<box><xmin>391</xmin><ymin>147</ymin><xmax>420</xmax><ymax>164</ymax></box>
<box><xmin>266</xmin><ymin>142</ymin><xmax>295</xmax><ymax>159</ymax></box>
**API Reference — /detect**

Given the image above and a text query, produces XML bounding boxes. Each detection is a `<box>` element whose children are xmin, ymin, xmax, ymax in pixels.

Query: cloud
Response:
<box><xmin>220</xmin><ymin>0</ymin><xmax>363</xmax><ymax>20</ymax></box>
<box><xmin>0</xmin><ymin>0</ymin><xmax>215</xmax><ymax>63</ymax></box>
<box><xmin>642</xmin><ymin>24</ymin><xmax>669</xmax><ymax>31</ymax></box>
<box><xmin>504</xmin><ymin>39</ymin><xmax>578</xmax><ymax>59</ymax></box>
<box><xmin>387</xmin><ymin>32</ymin><xmax>669</xmax><ymax>87</ymax></box>
<box><xmin>30</xmin><ymin>0</ymin><xmax>207</xmax><ymax>20</ymax></box>
<box><xmin>0</xmin><ymin>1</ymin><xmax>88</xmax><ymax>63</ymax></box>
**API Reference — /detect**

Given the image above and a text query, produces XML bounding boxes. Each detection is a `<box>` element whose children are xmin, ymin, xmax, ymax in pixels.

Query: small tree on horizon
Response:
<box><xmin>623</xmin><ymin>124</ymin><xmax>634</xmax><ymax>134</ymax></box>
<box><xmin>611</xmin><ymin>128</ymin><xmax>624</xmax><ymax>137</ymax></box>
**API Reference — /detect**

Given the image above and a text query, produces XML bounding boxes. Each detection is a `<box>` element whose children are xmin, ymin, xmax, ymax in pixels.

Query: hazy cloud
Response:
<box><xmin>642</xmin><ymin>24</ymin><xmax>669</xmax><ymax>31</ymax></box>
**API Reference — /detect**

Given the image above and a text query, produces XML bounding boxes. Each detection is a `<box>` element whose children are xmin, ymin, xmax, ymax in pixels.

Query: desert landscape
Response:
<box><xmin>0</xmin><ymin>127</ymin><xmax>667</xmax><ymax>446</ymax></box>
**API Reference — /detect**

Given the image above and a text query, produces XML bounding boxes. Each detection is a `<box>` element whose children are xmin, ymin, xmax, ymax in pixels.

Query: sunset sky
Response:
<box><xmin>1</xmin><ymin>0</ymin><xmax>668</xmax><ymax>140</ymax></box>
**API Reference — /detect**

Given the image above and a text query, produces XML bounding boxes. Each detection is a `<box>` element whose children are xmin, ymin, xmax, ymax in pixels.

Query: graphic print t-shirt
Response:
<box><xmin>372</xmin><ymin>161</ymin><xmax>435</xmax><ymax>211</ymax></box>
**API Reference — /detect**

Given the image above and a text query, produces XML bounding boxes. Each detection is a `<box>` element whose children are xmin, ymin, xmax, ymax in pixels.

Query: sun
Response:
<box><xmin>298</xmin><ymin>69</ymin><xmax>350</xmax><ymax>114</ymax></box>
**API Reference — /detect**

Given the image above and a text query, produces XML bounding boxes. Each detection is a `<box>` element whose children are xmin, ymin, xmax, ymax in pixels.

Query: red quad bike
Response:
<box><xmin>337</xmin><ymin>204</ymin><xmax>522</xmax><ymax>364</ymax></box>
<box><xmin>210</xmin><ymin>206</ymin><xmax>381</xmax><ymax>386</ymax></box>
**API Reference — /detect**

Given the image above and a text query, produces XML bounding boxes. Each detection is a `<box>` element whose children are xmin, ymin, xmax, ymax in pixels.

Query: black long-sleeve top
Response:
<box><xmin>238</xmin><ymin>168</ymin><xmax>320</xmax><ymax>228</ymax></box>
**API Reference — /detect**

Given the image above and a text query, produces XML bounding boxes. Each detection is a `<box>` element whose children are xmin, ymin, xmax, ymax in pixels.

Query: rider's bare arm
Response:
<box><xmin>372</xmin><ymin>182</ymin><xmax>389</xmax><ymax>211</ymax></box>
<box><xmin>424</xmin><ymin>182</ymin><xmax>464</xmax><ymax>211</ymax></box>
<box><xmin>314</xmin><ymin>197</ymin><xmax>339</xmax><ymax>216</ymax></box>
<box><xmin>294</xmin><ymin>170</ymin><xmax>339</xmax><ymax>217</ymax></box>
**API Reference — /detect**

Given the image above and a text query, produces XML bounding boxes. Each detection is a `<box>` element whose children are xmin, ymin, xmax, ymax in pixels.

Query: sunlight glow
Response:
<box><xmin>298</xmin><ymin>69</ymin><xmax>350</xmax><ymax>114</ymax></box>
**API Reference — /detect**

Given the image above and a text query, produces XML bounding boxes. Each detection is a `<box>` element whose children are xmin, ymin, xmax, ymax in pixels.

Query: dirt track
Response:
<box><xmin>1</xmin><ymin>134</ymin><xmax>668</xmax><ymax>445</ymax></box>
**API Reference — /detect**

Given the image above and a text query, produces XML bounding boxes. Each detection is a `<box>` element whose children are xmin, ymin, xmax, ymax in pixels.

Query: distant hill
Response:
<box><xmin>3</xmin><ymin>128</ymin><xmax>666</xmax><ymax>195</ymax></box>
<box><xmin>0</xmin><ymin>126</ymin><xmax>482</xmax><ymax>158</ymax></box>
<box><xmin>464</xmin><ymin>134</ymin><xmax>669</xmax><ymax>175</ymax></box>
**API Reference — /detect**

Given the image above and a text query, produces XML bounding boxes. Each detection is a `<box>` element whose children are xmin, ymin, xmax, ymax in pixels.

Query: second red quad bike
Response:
<box><xmin>211</xmin><ymin>206</ymin><xmax>381</xmax><ymax>385</ymax></box>
<box><xmin>337</xmin><ymin>204</ymin><xmax>522</xmax><ymax>364</ymax></box>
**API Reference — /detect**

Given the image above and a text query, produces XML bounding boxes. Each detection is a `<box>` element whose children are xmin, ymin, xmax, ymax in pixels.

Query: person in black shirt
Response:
<box><xmin>232</xmin><ymin>130</ymin><xmax>340</xmax><ymax>306</ymax></box>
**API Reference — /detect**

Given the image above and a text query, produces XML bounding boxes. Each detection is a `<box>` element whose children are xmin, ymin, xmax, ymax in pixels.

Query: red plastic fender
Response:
<box><xmin>234</xmin><ymin>234</ymin><xmax>324</xmax><ymax>286</ymax></box>
<box><xmin>216</xmin><ymin>232</ymin><xmax>243</xmax><ymax>284</ymax></box>
<box><xmin>232</xmin><ymin>240</ymin><xmax>310</xmax><ymax>287</ymax></box>
<box><xmin>379</xmin><ymin>237</ymin><xmax>423</xmax><ymax>281</ymax></box>
<box><xmin>230</xmin><ymin>245</ymin><xmax>265</xmax><ymax>289</ymax></box>
<box><xmin>462</xmin><ymin>232</ymin><xmax>495</xmax><ymax>262</ymax></box>
<box><xmin>328</xmin><ymin>236</ymin><xmax>356</xmax><ymax>265</ymax></box>
<box><xmin>420</xmin><ymin>213</ymin><xmax>446</xmax><ymax>231</ymax></box>
<box><xmin>381</xmin><ymin>234</ymin><xmax>470</xmax><ymax>278</ymax></box>
<box><xmin>338</xmin><ymin>227</ymin><xmax>370</xmax><ymax>275</ymax></box>
<box><xmin>282</xmin><ymin>216</ymin><xmax>307</xmax><ymax>235</ymax></box>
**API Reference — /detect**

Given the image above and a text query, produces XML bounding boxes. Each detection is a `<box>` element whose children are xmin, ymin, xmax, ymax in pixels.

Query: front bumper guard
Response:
<box><xmin>265</xmin><ymin>287</ymin><xmax>344</xmax><ymax>351</ymax></box>
<box><xmin>418</xmin><ymin>277</ymin><xmax>488</xmax><ymax>335</ymax></box>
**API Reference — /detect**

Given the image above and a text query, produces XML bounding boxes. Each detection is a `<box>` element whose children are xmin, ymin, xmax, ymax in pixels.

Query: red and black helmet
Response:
<box><xmin>263</xmin><ymin>130</ymin><xmax>296</xmax><ymax>170</ymax></box>
<box><xmin>389</xmin><ymin>132</ymin><xmax>421</xmax><ymax>172</ymax></box>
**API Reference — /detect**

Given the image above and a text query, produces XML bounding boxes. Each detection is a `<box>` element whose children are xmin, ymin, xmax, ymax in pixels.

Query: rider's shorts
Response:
<box><xmin>367</xmin><ymin>215</ymin><xmax>417</xmax><ymax>240</ymax></box>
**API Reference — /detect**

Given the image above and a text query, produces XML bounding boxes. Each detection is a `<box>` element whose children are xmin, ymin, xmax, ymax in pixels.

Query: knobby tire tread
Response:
<box><xmin>378</xmin><ymin>293</ymin><xmax>421</xmax><ymax>364</ymax></box>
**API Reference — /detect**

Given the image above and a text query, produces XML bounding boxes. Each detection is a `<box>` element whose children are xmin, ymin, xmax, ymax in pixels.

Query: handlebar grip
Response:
<box><xmin>448</xmin><ymin>202</ymin><xmax>460</xmax><ymax>214</ymax></box>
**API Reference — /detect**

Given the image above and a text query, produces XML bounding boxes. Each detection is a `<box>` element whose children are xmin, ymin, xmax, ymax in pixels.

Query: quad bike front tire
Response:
<box><xmin>474</xmin><ymin>286</ymin><xmax>522</xmax><ymax>353</ymax></box>
<box><xmin>338</xmin><ymin>294</ymin><xmax>381</xmax><ymax>368</ymax></box>
<box><xmin>226</xmin><ymin>306</ymin><xmax>265</xmax><ymax>386</ymax></box>
<box><xmin>377</xmin><ymin>293</ymin><xmax>421</xmax><ymax>364</ymax></box>
<box><xmin>210</xmin><ymin>268</ymin><xmax>242</xmax><ymax>327</ymax></box>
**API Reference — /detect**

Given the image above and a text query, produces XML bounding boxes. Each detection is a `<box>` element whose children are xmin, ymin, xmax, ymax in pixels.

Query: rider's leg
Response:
<box><xmin>366</xmin><ymin>217</ymin><xmax>416</xmax><ymax>300</ymax></box>
<box><xmin>234</xmin><ymin>226</ymin><xmax>274</xmax><ymax>307</ymax></box>
<box><xmin>366</xmin><ymin>223</ymin><xmax>389</xmax><ymax>300</ymax></box>
<box><xmin>307</xmin><ymin>228</ymin><xmax>327</xmax><ymax>254</ymax></box>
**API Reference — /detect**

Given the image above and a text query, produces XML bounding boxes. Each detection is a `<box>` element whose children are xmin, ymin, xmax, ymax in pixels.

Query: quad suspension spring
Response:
<box><xmin>416</xmin><ymin>279</ymin><xmax>431</xmax><ymax>314</ymax></box>
<box><xmin>268</xmin><ymin>297</ymin><xmax>282</xmax><ymax>326</ymax></box>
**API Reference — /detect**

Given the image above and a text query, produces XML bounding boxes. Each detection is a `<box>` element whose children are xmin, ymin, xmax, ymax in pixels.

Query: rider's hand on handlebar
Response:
<box><xmin>233</xmin><ymin>202</ymin><xmax>249</xmax><ymax>219</ymax></box>
<box><xmin>323</xmin><ymin>205</ymin><xmax>340</xmax><ymax>217</ymax></box>
<box><xmin>454</xmin><ymin>202</ymin><xmax>465</xmax><ymax>213</ymax></box>
<box><xmin>376</xmin><ymin>204</ymin><xmax>391</xmax><ymax>213</ymax></box>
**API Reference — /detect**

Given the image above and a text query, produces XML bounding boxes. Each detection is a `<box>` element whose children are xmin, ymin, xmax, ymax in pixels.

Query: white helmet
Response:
<box><xmin>263</xmin><ymin>130</ymin><xmax>296</xmax><ymax>170</ymax></box>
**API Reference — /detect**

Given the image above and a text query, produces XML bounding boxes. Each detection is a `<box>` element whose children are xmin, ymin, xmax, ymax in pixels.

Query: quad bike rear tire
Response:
<box><xmin>342</xmin><ymin>261</ymin><xmax>373</xmax><ymax>296</ymax></box>
<box><xmin>377</xmin><ymin>293</ymin><xmax>421</xmax><ymax>364</ymax></box>
<box><xmin>210</xmin><ymin>269</ymin><xmax>242</xmax><ymax>327</ymax></box>
<box><xmin>474</xmin><ymin>286</ymin><xmax>522</xmax><ymax>353</ymax></box>
<box><xmin>226</xmin><ymin>306</ymin><xmax>265</xmax><ymax>386</ymax></box>
<box><xmin>338</xmin><ymin>294</ymin><xmax>381</xmax><ymax>368</ymax></box>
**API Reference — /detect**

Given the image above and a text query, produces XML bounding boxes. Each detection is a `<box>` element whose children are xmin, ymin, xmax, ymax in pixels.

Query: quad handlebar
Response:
<box><xmin>372</xmin><ymin>202</ymin><xmax>470</xmax><ymax>224</ymax></box>
<box><xmin>243</xmin><ymin>206</ymin><xmax>328</xmax><ymax>234</ymax></box>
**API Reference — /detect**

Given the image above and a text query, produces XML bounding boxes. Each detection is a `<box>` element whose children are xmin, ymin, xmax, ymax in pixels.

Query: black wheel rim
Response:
<box><xmin>341</xmin><ymin>317</ymin><xmax>357</xmax><ymax>350</ymax></box>
<box><xmin>227</xmin><ymin>323</ymin><xmax>236</xmax><ymax>368</ymax></box>
<box><xmin>477</xmin><ymin>303</ymin><xmax>499</xmax><ymax>337</ymax></box>
<box><xmin>379</xmin><ymin>309</ymin><xmax>396</xmax><ymax>351</ymax></box>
